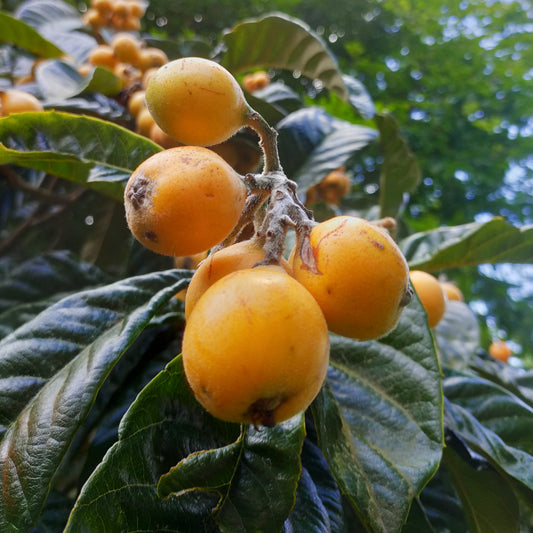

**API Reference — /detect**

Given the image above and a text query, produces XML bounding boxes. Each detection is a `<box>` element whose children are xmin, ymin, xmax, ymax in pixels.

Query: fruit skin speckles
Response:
<box><xmin>290</xmin><ymin>215</ymin><xmax>410</xmax><ymax>340</ymax></box>
<box><xmin>182</xmin><ymin>266</ymin><xmax>330</xmax><ymax>426</ymax></box>
<box><xmin>124</xmin><ymin>146</ymin><xmax>246</xmax><ymax>257</ymax></box>
<box><xmin>145</xmin><ymin>57</ymin><xmax>250</xmax><ymax>146</ymax></box>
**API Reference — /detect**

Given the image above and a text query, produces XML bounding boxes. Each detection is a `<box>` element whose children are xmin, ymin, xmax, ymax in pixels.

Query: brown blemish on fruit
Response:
<box><xmin>144</xmin><ymin>230</ymin><xmax>158</xmax><ymax>242</ymax></box>
<box><xmin>247</xmin><ymin>396</ymin><xmax>284</xmax><ymax>428</ymax></box>
<box><xmin>200</xmin><ymin>86</ymin><xmax>225</xmax><ymax>96</ymax></box>
<box><xmin>126</xmin><ymin>173</ymin><xmax>151</xmax><ymax>210</ymax></box>
<box><xmin>371</xmin><ymin>240</ymin><xmax>385</xmax><ymax>250</ymax></box>
<box><xmin>315</xmin><ymin>218</ymin><xmax>348</xmax><ymax>250</ymax></box>
<box><xmin>400</xmin><ymin>285</ymin><xmax>413</xmax><ymax>307</ymax></box>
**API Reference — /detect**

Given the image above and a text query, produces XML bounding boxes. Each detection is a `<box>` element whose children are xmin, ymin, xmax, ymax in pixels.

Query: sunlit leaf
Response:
<box><xmin>400</xmin><ymin>217</ymin><xmax>533</xmax><ymax>270</ymax></box>
<box><xmin>0</xmin><ymin>111</ymin><xmax>160</xmax><ymax>200</ymax></box>
<box><xmin>0</xmin><ymin>11</ymin><xmax>64</xmax><ymax>58</ymax></box>
<box><xmin>221</xmin><ymin>13</ymin><xmax>349</xmax><ymax>102</ymax></box>
<box><xmin>376</xmin><ymin>113</ymin><xmax>421</xmax><ymax>219</ymax></box>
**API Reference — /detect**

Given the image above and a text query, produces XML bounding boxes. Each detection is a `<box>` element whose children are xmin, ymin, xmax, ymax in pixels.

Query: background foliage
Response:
<box><xmin>0</xmin><ymin>0</ymin><xmax>532</xmax><ymax>532</ymax></box>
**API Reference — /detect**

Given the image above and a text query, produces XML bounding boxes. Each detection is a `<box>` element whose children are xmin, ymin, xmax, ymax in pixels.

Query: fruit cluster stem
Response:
<box><xmin>214</xmin><ymin>109</ymin><xmax>318</xmax><ymax>270</ymax></box>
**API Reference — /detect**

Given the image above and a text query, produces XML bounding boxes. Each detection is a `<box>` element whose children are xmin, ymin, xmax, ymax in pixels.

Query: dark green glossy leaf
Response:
<box><xmin>0</xmin><ymin>269</ymin><xmax>190</xmax><ymax>532</ymax></box>
<box><xmin>159</xmin><ymin>414</ymin><xmax>305</xmax><ymax>532</ymax></box>
<box><xmin>66</xmin><ymin>356</ymin><xmax>241</xmax><ymax>532</ymax></box>
<box><xmin>434</xmin><ymin>300</ymin><xmax>480</xmax><ymax>370</ymax></box>
<box><xmin>277</xmin><ymin>107</ymin><xmax>377</xmax><ymax>190</ymax></box>
<box><xmin>283</xmin><ymin>468</ymin><xmax>331</xmax><ymax>533</ymax></box>
<box><xmin>0</xmin><ymin>250</ymin><xmax>110</xmax><ymax>340</ymax></box>
<box><xmin>470</xmin><ymin>355</ymin><xmax>533</xmax><ymax>409</ymax></box>
<box><xmin>444</xmin><ymin>399</ymin><xmax>533</xmax><ymax>493</ymax></box>
<box><xmin>401</xmin><ymin>498</ymin><xmax>436</xmax><ymax>533</ymax></box>
<box><xmin>284</xmin><ymin>422</ymin><xmax>344</xmax><ymax>533</ymax></box>
<box><xmin>443</xmin><ymin>443</ymin><xmax>520</xmax><ymax>533</ymax></box>
<box><xmin>400</xmin><ymin>218</ymin><xmax>533</xmax><ymax>271</ymax></box>
<box><xmin>0</xmin><ymin>11</ymin><xmax>64</xmax><ymax>58</ymax></box>
<box><xmin>376</xmin><ymin>113</ymin><xmax>421</xmax><ymax>219</ymax></box>
<box><xmin>312</xmin><ymin>294</ymin><xmax>443</xmax><ymax>533</ymax></box>
<box><xmin>0</xmin><ymin>111</ymin><xmax>160</xmax><ymax>200</ymax></box>
<box><xmin>0</xmin><ymin>251</ymin><xmax>109</xmax><ymax>313</ymax></box>
<box><xmin>246</xmin><ymin>81</ymin><xmax>304</xmax><ymax>124</ymax></box>
<box><xmin>444</xmin><ymin>372</ymin><xmax>533</xmax><ymax>456</ymax></box>
<box><xmin>416</xmin><ymin>463</ymin><xmax>468</xmax><ymax>533</ymax></box>
<box><xmin>221</xmin><ymin>13</ymin><xmax>348</xmax><ymax>101</ymax></box>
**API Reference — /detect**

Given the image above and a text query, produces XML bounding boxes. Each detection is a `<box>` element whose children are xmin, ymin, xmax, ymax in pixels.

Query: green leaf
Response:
<box><xmin>444</xmin><ymin>399</ymin><xmax>533</xmax><ymax>493</ymax></box>
<box><xmin>402</xmin><ymin>498</ymin><xmax>436</xmax><ymax>533</ymax></box>
<box><xmin>0</xmin><ymin>251</ymin><xmax>109</xmax><ymax>313</ymax></box>
<box><xmin>221</xmin><ymin>13</ymin><xmax>349</xmax><ymax>102</ymax></box>
<box><xmin>0</xmin><ymin>11</ymin><xmax>64</xmax><ymax>58</ymax></box>
<box><xmin>416</xmin><ymin>464</ymin><xmax>468</xmax><ymax>533</ymax></box>
<box><xmin>34</xmin><ymin>60</ymin><xmax>121</xmax><ymax>100</ymax></box>
<box><xmin>470</xmin><ymin>355</ymin><xmax>533</xmax><ymax>409</ymax></box>
<box><xmin>444</xmin><ymin>371</ymin><xmax>533</xmax><ymax>456</ymax></box>
<box><xmin>312</xmin><ymin>294</ymin><xmax>444</xmax><ymax>533</ymax></box>
<box><xmin>376</xmin><ymin>113</ymin><xmax>422</xmax><ymax>219</ymax></box>
<box><xmin>434</xmin><ymin>301</ymin><xmax>480</xmax><ymax>370</ymax></box>
<box><xmin>14</xmin><ymin>0</ymin><xmax>84</xmax><ymax>57</ymax></box>
<box><xmin>0</xmin><ymin>111</ymin><xmax>160</xmax><ymax>200</ymax></box>
<box><xmin>0</xmin><ymin>269</ymin><xmax>190</xmax><ymax>532</ymax></box>
<box><xmin>400</xmin><ymin>218</ymin><xmax>533</xmax><ymax>271</ymax></box>
<box><xmin>160</xmin><ymin>414</ymin><xmax>305</xmax><ymax>532</ymax></box>
<box><xmin>443</xmin><ymin>442</ymin><xmax>520</xmax><ymax>533</ymax></box>
<box><xmin>81</xmin><ymin>65</ymin><xmax>123</xmax><ymax>96</ymax></box>
<box><xmin>66</xmin><ymin>356</ymin><xmax>241</xmax><ymax>532</ymax></box>
<box><xmin>277</xmin><ymin>107</ymin><xmax>377</xmax><ymax>190</ymax></box>
<box><xmin>245</xmin><ymin>81</ymin><xmax>303</xmax><ymax>125</ymax></box>
<box><xmin>0</xmin><ymin>250</ymin><xmax>110</xmax><ymax>340</ymax></box>
<box><xmin>284</xmin><ymin>422</ymin><xmax>344</xmax><ymax>532</ymax></box>
<box><xmin>342</xmin><ymin>74</ymin><xmax>375</xmax><ymax>120</ymax></box>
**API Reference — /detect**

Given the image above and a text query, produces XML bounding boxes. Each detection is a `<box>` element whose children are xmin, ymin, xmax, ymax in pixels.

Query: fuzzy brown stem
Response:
<box><xmin>245</xmin><ymin>110</ymin><xmax>282</xmax><ymax>174</ymax></box>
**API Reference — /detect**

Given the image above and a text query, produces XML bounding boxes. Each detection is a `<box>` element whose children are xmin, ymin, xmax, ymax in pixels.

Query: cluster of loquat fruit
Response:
<box><xmin>123</xmin><ymin>57</ymin><xmax>414</xmax><ymax>427</ymax></box>
<box><xmin>82</xmin><ymin>0</ymin><xmax>147</xmax><ymax>32</ymax></box>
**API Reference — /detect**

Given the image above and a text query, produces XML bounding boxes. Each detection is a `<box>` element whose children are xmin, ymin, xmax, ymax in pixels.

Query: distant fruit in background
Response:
<box><xmin>0</xmin><ymin>89</ymin><xmax>44</xmax><ymax>115</ymax></box>
<box><xmin>409</xmin><ymin>270</ymin><xmax>446</xmax><ymax>328</ymax></box>
<box><xmin>306</xmin><ymin>167</ymin><xmax>351</xmax><ymax>206</ymax></box>
<box><xmin>242</xmin><ymin>70</ymin><xmax>271</xmax><ymax>92</ymax></box>
<box><xmin>489</xmin><ymin>340</ymin><xmax>512</xmax><ymax>363</ymax></box>
<box><xmin>440</xmin><ymin>281</ymin><xmax>464</xmax><ymax>302</ymax></box>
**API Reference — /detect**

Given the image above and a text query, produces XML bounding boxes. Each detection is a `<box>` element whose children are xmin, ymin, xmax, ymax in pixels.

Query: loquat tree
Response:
<box><xmin>0</xmin><ymin>1</ymin><xmax>532</xmax><ymax>532</ymax></box>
